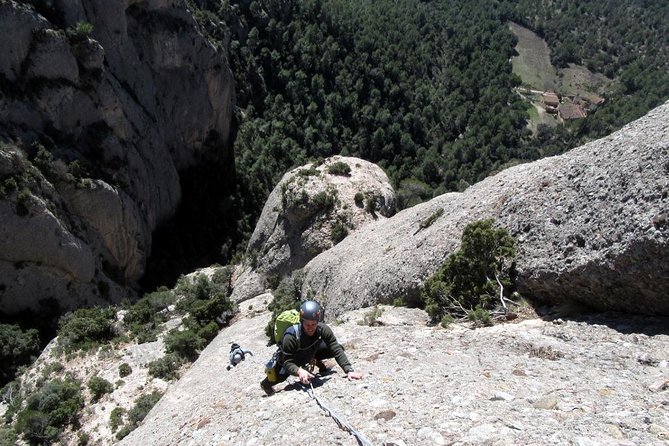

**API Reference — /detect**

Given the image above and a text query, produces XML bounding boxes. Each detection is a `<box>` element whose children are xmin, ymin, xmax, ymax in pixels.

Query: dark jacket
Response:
<box><xmin>281</xmin><ymin>322</ymin><xmax>353</xmax><ymax>376</ymax></box>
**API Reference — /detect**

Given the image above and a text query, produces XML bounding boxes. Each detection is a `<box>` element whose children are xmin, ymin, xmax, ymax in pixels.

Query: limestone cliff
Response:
<box><xmin>0</xmin><ymin>0</ymin><xmax>234</xmax><ymax>315</ymax></box>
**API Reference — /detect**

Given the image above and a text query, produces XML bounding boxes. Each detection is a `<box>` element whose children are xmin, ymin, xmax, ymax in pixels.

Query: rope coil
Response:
<box><xmin>302</xmin><ymin>382</ymin><xmax>374</xmax><ymax>446</ymax></box>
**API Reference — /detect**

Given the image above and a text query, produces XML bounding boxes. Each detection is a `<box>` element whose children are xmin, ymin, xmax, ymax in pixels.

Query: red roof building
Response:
<box><xmin>558</xmin><ymin>103</ymin><xmax>587</xmax><ymax>120</ymax></box>
<box><xmin>543</xmin><ymin>92</ymin><xmax>560</xmax><ymax>108</ymax></box>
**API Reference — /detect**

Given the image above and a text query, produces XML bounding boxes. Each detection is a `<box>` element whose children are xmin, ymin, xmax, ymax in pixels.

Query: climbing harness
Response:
<box><xmin>301</xmin><ymin>382</ymin><xmax>374</xmax><ymax>446</ymax></box>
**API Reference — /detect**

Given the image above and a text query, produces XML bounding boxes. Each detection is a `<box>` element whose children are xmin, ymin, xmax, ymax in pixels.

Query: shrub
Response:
<box><xmin>468</xmin><ymin>306</ymin><xmax>492</xmax><ymax>327</ymax></box>
<box><xmin>354</xmin><ymin>192</ymin><xmax>364</xmax><ymax>206</ymax></box>
<box><xmin>57</xmin><ymin>306</ymin><xmax>117</xmax><ymax>352</ymax></box>
<box><xmin>418</xmin><ymin>208</ymin><xmax>444</xmax><ymax>231</ymax></box>
<box><xmin>266</xmin><ymin>274</ymin><xmax>281</xmax><ymax>290</ymax></box>
<box><xmin>17</xmin><ymin>188</ymin><xmax>31</xmax><ymax>204</ymax></box>
<box><xmin>109</xmin><ymin>407</ymin><xmax>125</xmax><ymax>432</ymax></box>
<box><xmin>391</xmin><ymin>296</ymin><xmax>407</xmax><ymax>307</ymax></box>
<box><xmin>115</xmin><ymin>425</ymin><xmax>134</xmax><ymax>441</ymax></box>
<box><xmin>186</xmin><ymin>293</ymin><xmax>230</xmax><ymax>327</ymax></box>
<box><xmin>15</xmin><ymin>378</ymin><xmax>83</xmax><ymax>445</ymax></box>
<box><xmin>164</xmin><ymin>329</ymin><xmax>202</xmax><ymax>361</ymax></box>
<box><xmin>31</xmin><ymin>143</ymin><xmax>58</xmax><ymax>183</ymax></box>
<box><xmin>210</xmin><ymin>267</ymin><xmax>232</xmax><ymax>289</ymax></box>
<box><xmin>365</xmin><ymin>196</ymin><xmax>377</xmax><ymax>215</ymax></box>
<box><xmin>146</xmin><ymin>273</ymin><xmax>238</xmax><ymax>363</ymax></box>
<box><xmin>0</xmin><ymin>427</ymin><xmax>18</xmax><ymax>446</ymax></box>
<box><xmin>123</xmin><ymin>288</ymin><xmax>176</xmax><ymax>342</ymax></box>
<box><xmin>331</xmin><ymin>221</ymin><xmax>349</xmax><ymax>244</ymax></box>
<box><xmin>421</xmin><ymin>219</ymin><xmax>516</xmax><ymax>323</ymax></box>
<box><xmin>127</xmin><ymin>391</ymin><xmax>162</xmax><ymax>425</ymax></box>
<box><xmin>109</xmin><ymin>407</ymin><xmax>124</xmax><ymax>432</ymax></box>
<box><xmin>169</xmin><ymin>274</ymin><xmax>236</xmax><ymax>359</ymax></box>
<box><xmin>77</xmin><ymin>431</ymin><xmax>90</xmax><ymax>445</ymax></box>
<box><xmin>87</xmin><ymin>376</ymin><xmax>113</xmax><ymax>401</ymax></box>
<box><xmin>0</xmin><ymin>323</ymin><xmax>40</xmax><ymax>387</ymax></box>
<box><xmin>358</xmin><ymin>306</ymin><xmax>384</xmax><ymax>326</ymax></box>
<box><xmin>74</xmin><ymin>21</ymin><xmax>93</xmax><ymax>37</ymax></box>
<box><xmin>175</xmin><ymin>274</ymin><xmax>235</xmax><ymax>325</ymax></box>
<box><xmin>3</xmin><ymin>177</ymin><xmax>18</xmax><ymax>191</ymax></box>
<box><xmin>42</xmin><ymin>362</ymin><xmax>64</xmax><ymax>378</ymax></box>
<box><xmin>118</xmin><ymin>363</ymin><xmax>132</xmax><ymax>378</ymax></box>
<box><xmin>327</xmin><ymin>161</ymin><xmax>351</xmax><ymax>176</ymax></box>
<box><xmin>440</xmin><ymin>313</ymin><xmax>454</xmax><ymax>328</ymax></box>
<box><xmin>147</xmin><ymin>354</ymin><xmax>182</xmax><ymax>381</ymax></box>
<box><xmin>297</xmin><ymin>167</ymin><xmax>319</xmax><ymax>177</ymax></box>
<box><xmin>311</xmin><ymin>190</ymin><xmax>336</xmax><ymax>212</ymax></box>
<box><xmin>1</xmin><ymin>380</ymin><xmax>22</xmax><ymax>423</ymax></box>
<box><xmin>197</xmin><ymin>321</ymin><xmax>219</xmax><ymax>345</ymax></box>
<box><xmin>114</xmin><ymin>391</ymin><xmax>162</xmax><ymax>440</ymax></box>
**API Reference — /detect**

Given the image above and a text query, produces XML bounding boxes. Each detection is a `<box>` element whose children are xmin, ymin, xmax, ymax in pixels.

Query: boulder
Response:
<box><xmin>300</xmin><ymin>101</ymin><xmax>669</xmax><ymax>318</ymax></box>
<box><xmin>231</xmin><ymin>156</ymin><xmax>395</xmax><ymax>302</ymax></box>
<box><xmin>24</xmin><ymin>29</ymin><xmax>79</xmax><ymax>83</ymax></box>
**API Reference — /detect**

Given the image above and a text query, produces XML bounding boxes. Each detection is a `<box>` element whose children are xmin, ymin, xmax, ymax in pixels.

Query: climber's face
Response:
<box><xmin>302</xmin><ymin>319</ymin><xmax>318</xmax><ymax>336</ymax></box>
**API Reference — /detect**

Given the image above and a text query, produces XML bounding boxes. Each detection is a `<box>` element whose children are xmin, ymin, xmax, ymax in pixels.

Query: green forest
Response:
<box><xmin>184</xmin><ymin>0</ymin><xmax>669</xmax><ymax>249</ymax></box>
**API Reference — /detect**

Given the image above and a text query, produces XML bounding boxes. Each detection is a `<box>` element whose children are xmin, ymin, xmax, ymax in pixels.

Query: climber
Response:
<box><xmin>261</xmin><ymin>300</ymin><xmax>363</xmax><ymax>395</ymax></box>
<box><xmin>227</xmin><ymin>343</ymin><xmax>253</xmax><ymax>370</ymax></box>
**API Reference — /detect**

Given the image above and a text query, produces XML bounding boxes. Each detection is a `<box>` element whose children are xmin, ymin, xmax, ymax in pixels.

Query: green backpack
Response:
<box><xmin>273</xmin><ymin>309</ymin><xmax>300</xmax><ymax>345</ymax></box>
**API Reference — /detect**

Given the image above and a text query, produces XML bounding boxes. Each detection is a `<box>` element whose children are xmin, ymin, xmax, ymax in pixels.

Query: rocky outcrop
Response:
<box><xmin>118</xmin><ymin>301</ymin><xmax>669</xmax><ymax>445</ymax></box>
<box><xmin>0</xmin><ymin>0</ymin><xmax>234</xmax><ymax>315</ymax></box>
<box><xmin>230</xmin><ymin>156</ymin><xmax>395</xmax><ymax>303</ymax></box>
<box><xmin>300</xmin><ymin>101</ymin><xmax>669</xmax><ymax>318</ymax></box>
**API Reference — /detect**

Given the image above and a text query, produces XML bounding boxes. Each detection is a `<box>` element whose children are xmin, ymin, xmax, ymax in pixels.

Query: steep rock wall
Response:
<box><xmin>0</xmin><ymin>0</ymin><xmax>234</xmax><ymax>315</ymax></box>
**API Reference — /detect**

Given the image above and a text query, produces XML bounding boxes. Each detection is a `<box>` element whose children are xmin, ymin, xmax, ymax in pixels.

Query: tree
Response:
<box><xmin>0</xmin><ymin>324</ymin><xmax>40</xmax><ymax>387</ymax></box>
<box><xmin>421</xmin><ymin>219</ymin><xmax>516</xmax><ymax>324</ymax></box>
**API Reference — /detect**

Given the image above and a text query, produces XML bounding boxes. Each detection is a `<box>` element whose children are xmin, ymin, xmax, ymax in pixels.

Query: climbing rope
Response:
<box><xmin>301</xmin><ymin>382</ymin><xmax>374</xmax><ymax>446</ymax></box>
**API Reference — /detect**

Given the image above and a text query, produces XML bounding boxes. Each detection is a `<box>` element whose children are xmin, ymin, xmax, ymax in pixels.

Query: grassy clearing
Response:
<box><xmin>509</xmin><ymin>22</ymin><xmax>557</xmax><ymax>91</ymax></box>
<box><xmin>557</xmin><ymin>64</ymin><xmax>615</xmax><ymax>100</ymax></box>
<box><xmin>525</xmin><ymin>104</ymin><xmax>558</xmax><ymax>135</ymax></box>
<box><xmin>509</xmin><ymin>21</ymin><xmax>614</xmax><ymax>129</ymax></box>
<box><xmin>509</xmin><ymin>22</ymin><xmax>614</xmax><ymax>99</ymax></box>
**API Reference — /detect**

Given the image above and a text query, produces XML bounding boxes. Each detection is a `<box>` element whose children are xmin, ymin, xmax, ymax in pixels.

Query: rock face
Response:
<box><xmin>0</xmin><ymin>0</ymin><xmax>234</xmax><ymax>314</ymax></box>
<box><xmin>300</xmin><ymin>101</ymin><xmax>669</xmax><ymax>318</ymax></box>
<box><xmin>230</xmin><ymin>156</ymin><xmax>395</xmax><ymax>303</ymax></box>
<box><xmin>118</xmin><ymin>302</ymin><xmax>669</xmax><ymax>445</ymax></box>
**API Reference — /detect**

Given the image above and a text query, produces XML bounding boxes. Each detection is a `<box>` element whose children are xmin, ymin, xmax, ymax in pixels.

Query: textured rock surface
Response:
<box><xmin>0</xmin><ymin>0</ymin><xmax>234</xmax><ymax>314</ymax></box>
<box><xmin>300</xmin><ymin>101</ymin><xmax>669</xmax><ymax>318</ymax></box>
<box><xmin>231</xmin><ymin>156</ymin><xmax>395</xmax><ymax>302</ymax></box>
<box><xmin>119</xmin><ymin>302</ymin><xmax>669</xmax><ymax>446</ymax></box>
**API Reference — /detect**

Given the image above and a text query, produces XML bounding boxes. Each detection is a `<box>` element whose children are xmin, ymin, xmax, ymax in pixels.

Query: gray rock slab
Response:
<box><xmin>119</xmin><ymin>306</ymin><xmax>669</xmax><ymax>445</ymax></box>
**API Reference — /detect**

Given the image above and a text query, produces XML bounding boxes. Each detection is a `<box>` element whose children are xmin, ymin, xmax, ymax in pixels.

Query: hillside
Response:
<box><xmin>218</xmin><ymin>0</ymin><xmax>669</xmax><ymax>243</ymax></box>
<box><xmin>2</xmin><ymin>0</ymin><xmax>669</xmax><ymax>327</ymax></box>
<box><xmin>1</xmin><ymin>99</ymin><xmax>667</xmax><ymax>445</ymax></box>
<box><xmin>2</xmin><ymin>1</ymin><xmax>669</xmax><ymax>442</ymax></box>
